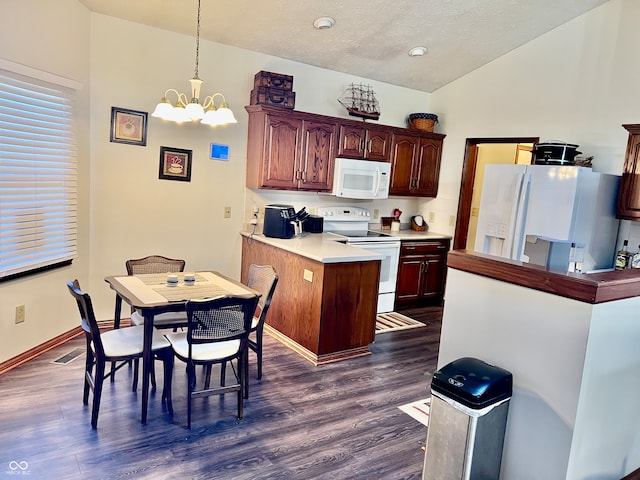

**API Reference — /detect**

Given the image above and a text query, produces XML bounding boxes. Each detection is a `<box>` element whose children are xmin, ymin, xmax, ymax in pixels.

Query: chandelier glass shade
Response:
<box><xmin>152</xmin><ymin>0</ymin><xmax>237</xmax><ymax>126</ymax></box>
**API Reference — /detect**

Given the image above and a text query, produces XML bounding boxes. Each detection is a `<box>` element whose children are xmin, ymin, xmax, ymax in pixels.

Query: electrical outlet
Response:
<box><xmin>15</xmin><ymin>304</ymin><xmax>25</xmax><ymax>324</ymax></box>
<box><xmin>429</xmin><ymin>212</ymin><xmax>435</xmax><ymax>223</ymax></box>
<box><xmin>224</xmin><ymin>206</ymin><xmax>231</xmax><ymax>218</ymax></box>
<box><xmin>373</xmin><ymin>209</ymin><xmax>379</xmax><ymax>219</ymax></box>
<box><xmin>449</xmin><ymin>215</ymin><xmax>456</xmax><ymax>226</ymax></box>
<box><xmin>252</xmin><ymin>206</ymin><xmax>259</xmax><ymax>215</ymax></box>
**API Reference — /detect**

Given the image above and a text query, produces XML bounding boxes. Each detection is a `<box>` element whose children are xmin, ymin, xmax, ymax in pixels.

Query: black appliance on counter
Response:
<box><xmin>302</xmin><ymin>214</ymin><xmax>323</xmax><ymax>233</ymax></box>
<box><xmin>264</xmin><ymin>204</ymin><xmax>296</xmax><ymax>239</ymax></box>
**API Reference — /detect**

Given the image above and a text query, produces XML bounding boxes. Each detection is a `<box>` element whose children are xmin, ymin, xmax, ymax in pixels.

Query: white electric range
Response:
<box><xmin>319</xmin><ymin>206</ymin><xmax>400</xmax><ymax>313</ymax></box>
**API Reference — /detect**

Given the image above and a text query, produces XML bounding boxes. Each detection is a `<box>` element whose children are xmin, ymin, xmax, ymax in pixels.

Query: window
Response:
<box><xmin>0</xmin><ymin>62</ymin><xmax>78</xmax><ymax>280</ymax></box>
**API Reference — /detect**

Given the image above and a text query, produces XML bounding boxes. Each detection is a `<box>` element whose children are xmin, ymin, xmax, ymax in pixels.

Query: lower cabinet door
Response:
<box><xmin>421</xmin><ymin>254</ymin><xmax>447</xmax><ymax>299</ymax></box>
<box><xmin>395</xmin><ymin>256</ymin><xmax>424</xmax><ymax>301</ymax></box>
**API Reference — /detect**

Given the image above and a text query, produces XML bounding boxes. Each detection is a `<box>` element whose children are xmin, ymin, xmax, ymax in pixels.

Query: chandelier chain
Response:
<box><xmin>194</xmin><ymin>0</ymin><xmax>201</xmax><ymax>78</ymax></box>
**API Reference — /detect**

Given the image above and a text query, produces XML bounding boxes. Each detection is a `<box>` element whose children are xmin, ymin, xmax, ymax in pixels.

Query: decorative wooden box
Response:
<box><xmin>250</xmin><ymin>86</ymin><xmax>296</xmax><ymax>109</ymax></box>
<box><xmin>254</xmin><ymin>71</ymin><xmax>294</xmax><ymax>91</ymax></box>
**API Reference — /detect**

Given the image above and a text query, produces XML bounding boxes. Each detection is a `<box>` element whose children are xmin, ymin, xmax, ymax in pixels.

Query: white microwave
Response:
<box><xmin>332</xmin><ymin>157</ymin><xmax>391</xmax><ymax>199</ymax></box>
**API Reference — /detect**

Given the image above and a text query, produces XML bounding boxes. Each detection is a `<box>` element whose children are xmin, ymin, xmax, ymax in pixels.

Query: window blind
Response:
<box><xmin>0</xmin><ymin>67</ymin><xmax>78</xmax><ymax>279</ymax></box>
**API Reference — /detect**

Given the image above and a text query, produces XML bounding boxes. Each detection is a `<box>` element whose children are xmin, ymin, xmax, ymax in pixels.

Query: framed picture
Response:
<box><xmin>110</xmin><ymin>107</ymin><xmax>147</xmax><ymax>146</ymax></box>
<box><xmin>159</xmin><ymin>146</ymin><xmax>192</xmax><ymax>182</ymax></box>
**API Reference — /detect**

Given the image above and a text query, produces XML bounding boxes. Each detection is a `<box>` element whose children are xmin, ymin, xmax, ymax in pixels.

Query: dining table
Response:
<box><xmin>104</xmin><ymin>271</ymin><xmax>259</xmax><ymax>424</ymax></box>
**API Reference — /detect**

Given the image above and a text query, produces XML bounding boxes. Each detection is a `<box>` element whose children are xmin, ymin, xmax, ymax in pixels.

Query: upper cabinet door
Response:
<box><xmin>390</xmin><ymin>134</ymin><xmax>418</xmax><ymax>195</ymax></box>
<box><xmin>261</xmin><ymin>114</ymin><xmax>302</xmax><ymax>189</ymax></box>
<box><xmin>364</xmin><ymin>127</ymin><xmax>391</xmax><ymax>161</ymax></box>
<box><xmin>299</xmin><ymin>120</ymin><xmax>336</xmax><ymax>191</ymax></box>
<box><xmin>337</xmin><ymin>124</ymin><xmax>366</xmax><ymax>158</ymax></box>
<box><xmin>617</xmin><ymin>124</ymin><xmax>640</xmax><ymax>220</ymax></box>
<box><xmin>413</xmin><ymin>138</ymin><xmax>443</xmax><ymax>197</ymax></box>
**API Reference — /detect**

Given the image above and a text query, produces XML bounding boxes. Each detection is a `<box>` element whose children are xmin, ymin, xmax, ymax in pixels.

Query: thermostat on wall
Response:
<box><xmin>210</xmin><ymin>143</ymin><xmax>229</xmax><ymax>161</ymax></box>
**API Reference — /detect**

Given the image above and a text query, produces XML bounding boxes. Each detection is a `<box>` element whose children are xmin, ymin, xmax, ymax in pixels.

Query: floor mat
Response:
<box><xmin>376</xmin><ymin>311</ymin><xmax>425</xmax><ymax>333</ymax></box>
<box><xmin>398</xmin><ymin>397</ymin><xmax>431</xmax><ymax>426</ymax></box>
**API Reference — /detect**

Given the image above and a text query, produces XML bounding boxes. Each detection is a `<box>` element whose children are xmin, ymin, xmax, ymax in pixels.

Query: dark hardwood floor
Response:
<box><xmin>0</xmin><ymin>307</ymin><xmax>441</xmax><ymax>480</ymax></box>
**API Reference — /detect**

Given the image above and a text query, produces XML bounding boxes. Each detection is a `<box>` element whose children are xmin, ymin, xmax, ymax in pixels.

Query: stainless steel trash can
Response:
<box><xmin>423</xmin><ymin>357</ymin><xmax>512</xmax><ymax>480</ymax></box>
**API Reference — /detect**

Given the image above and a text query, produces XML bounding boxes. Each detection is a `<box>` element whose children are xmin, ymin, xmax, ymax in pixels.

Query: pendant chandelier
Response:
<box><xmin>151</xmin><ymin>0</ymin><xmax>237</xmax><ymax>126</ymax></box>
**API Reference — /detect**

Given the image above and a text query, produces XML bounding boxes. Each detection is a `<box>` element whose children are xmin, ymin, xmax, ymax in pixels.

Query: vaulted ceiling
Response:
<box><xmin>79</xmin><ymin>0</ymin><xmax>609</xmax><ymax>92</ymax></box>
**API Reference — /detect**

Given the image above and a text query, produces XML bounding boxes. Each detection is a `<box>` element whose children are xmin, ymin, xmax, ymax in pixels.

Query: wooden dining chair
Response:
<box><xmin>219</xmin><ymin>264</ymin><xmax>278</xmax><ymax>398</ymax></box>
<box><xmin>126</xmin><ymin>255</ymin><xmax>188</xmax><ymax>330</ymax></box>
<box><xmin>165</xmin><ymin>294</ymin><xmax>259</xmax><ymax>429</ymax></box>
<box><xmin>118</xmin><ymin>255</ymin><xmax>188</xmax><ymax>389</ymax></box>
<box><xmin>67</xmin><ymin>279</ymin><xmax>173</xmax><ymax>429</ymax></box>
<box><xmin>245</xmin><ymin>265</ymin><xmax>278</xmax><ymax>380</ymax></box>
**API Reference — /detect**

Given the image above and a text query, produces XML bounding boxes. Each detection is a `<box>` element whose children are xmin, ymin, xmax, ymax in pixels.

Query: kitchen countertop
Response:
<box><xmin>240</xmin><ymin>231</ymin><xmax>384</xmax><ymax>264</ymax></box>
<box><xmin>367</xmin><ymin>228</ymin><xmax>452</xmax><ymax>241</ymax></box>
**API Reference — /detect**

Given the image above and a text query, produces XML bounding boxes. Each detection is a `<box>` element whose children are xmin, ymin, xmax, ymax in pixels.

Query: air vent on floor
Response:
<box><xmin>52</xmin><ymin>348</ymin><xmax>84</xmax><ymax>364</ymax></box>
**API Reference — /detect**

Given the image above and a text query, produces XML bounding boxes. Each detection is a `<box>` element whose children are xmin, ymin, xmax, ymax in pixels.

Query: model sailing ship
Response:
<box><xmin>338</xmin><ymin>83</ymin><xmax>380</xmax><ymax>121</ymax></box>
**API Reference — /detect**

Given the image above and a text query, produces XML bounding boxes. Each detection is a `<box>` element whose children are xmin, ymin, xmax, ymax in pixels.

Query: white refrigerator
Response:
<box><xmin>474</xmin><ymin>164</ymin><xmax>620</xmax><ymax>272</ymax></box>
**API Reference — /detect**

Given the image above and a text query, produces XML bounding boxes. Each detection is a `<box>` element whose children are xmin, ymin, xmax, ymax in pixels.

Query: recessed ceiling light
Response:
<box><xmin>408</xmin><ymin>46</ymin><xmax>428</xmax><ymax>57</ymax></box>
<box><xmin>313</xmin><ymin>17</ymin><xmax>336</xmax><ymax>30</ymax></box>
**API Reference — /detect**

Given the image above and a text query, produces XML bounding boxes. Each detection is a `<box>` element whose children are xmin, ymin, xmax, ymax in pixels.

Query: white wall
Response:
<box><xmin>0</xmin><ymin>0</ymin><xmax>91</xmax><ymax>362</ymax></box>
<box><xmin>425</xmin><ymin>0</ymin><xmax>640</xmax><ymax>248</ymax></box>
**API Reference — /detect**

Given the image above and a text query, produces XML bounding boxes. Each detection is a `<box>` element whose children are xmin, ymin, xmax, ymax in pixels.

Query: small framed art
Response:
<box><xmin>159</xmin><ymin>146</ymin><xmax>192</xmax><ymax>182</ymax></box>
<box><xmin>110</xmin><ymin>107</ymin><xmax>147</xmax><ymax>146</ymax></box>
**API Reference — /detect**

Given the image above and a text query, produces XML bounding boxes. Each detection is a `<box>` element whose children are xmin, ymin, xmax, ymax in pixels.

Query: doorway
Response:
<box><xmin>453</xmin><ymin>137</ymin><xmax>539</xmax><ymax>250</ymax></box>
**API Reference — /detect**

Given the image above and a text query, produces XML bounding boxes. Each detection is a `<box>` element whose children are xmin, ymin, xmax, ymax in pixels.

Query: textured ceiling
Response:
<box><xmin>79</xmin><ymin>0</ymin><xmax>609</xmax><ymax>93</ymax></box>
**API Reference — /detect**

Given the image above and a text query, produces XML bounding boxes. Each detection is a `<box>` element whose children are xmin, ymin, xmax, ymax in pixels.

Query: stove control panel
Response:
<box><xmin>318</xmin><ymin>206</ymin><xmax>371</xmax><ymax>221</ymax></box>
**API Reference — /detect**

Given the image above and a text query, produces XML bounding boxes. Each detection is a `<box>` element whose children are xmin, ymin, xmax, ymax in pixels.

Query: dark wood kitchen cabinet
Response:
<box><xmin>241</xmin><ymin>236</ymin><xmax>380</xmax><ymax>365</ymax></box>
<box><xmin>617</xmin><ymin>124</ymin><xmax>640</xmax><ymax>220</ymax></box>
<box><xmin>246</xmin><ymin>105</ymin><xmax>336</xmax><ymax>191</ymax></box>
<box><xmin>246</xmin><ymin>105</ymin><xmax>445</xmax><ymax>194</ymax></box>
<box><xmin>337</xmin><ymin>123</ymin><xmax>390</xmax><ymax>161</ymax></box>
<box><xmin>389</xmin><ymin>132</ymin><xmax>445</xmax><ymax>197</ymax></box>
<box><xmin>395</xmin><ymin>238</ymin><xmax>450</xmax><ymax>307</ymax></box>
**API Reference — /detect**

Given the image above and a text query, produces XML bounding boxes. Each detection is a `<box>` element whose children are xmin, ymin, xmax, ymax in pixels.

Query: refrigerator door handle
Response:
<box><xmin>508</xmin><ymin>172</ymin><xmax>530</xmax><ymax>260</ymax></box>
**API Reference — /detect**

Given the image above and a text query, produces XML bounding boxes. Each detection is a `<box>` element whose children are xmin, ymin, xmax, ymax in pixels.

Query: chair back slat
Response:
<box><xmin>186</xmin><ymin>295</ymin><xmax>259</xmax><ymax>345</ymax></box>
<box><xmin>126</xmin><ymin>255</ymin><xmax>186</xmax><ymax>275</ymax></box>
<box><xmin>247</xmin><ymin>264</ymin><xmax>278</xmax><ymax>324</ymax></box>
<box><xmin>67</xmin><ymin>280</ymin><xmax>105</xmax><ymax>356</ymax></box>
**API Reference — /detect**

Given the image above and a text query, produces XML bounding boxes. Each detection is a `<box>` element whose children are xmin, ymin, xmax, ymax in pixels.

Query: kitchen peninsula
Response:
<box><xmin>439</xmin><ymin>250</ymin><xmax>640</xmax><ymax>480</ymax></box>
<box><xmin>240</xmin><ymin>232</ymin><xmax>383</xmax><ymax>365</ymax></box>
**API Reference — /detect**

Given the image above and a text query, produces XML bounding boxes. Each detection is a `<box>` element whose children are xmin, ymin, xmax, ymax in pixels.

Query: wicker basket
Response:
<box><xmin>408</xmin><ymin>113</ymin><xmax>439</xmax><ymax>133</ymax></box>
